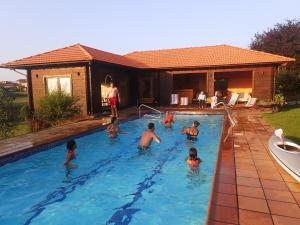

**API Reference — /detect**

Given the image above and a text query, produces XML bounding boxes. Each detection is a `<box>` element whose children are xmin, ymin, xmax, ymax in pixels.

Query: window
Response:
<box><xmin>45</xmin><ymin>76</ymin><xmax>71</xmax><ymax>95</ymax></box>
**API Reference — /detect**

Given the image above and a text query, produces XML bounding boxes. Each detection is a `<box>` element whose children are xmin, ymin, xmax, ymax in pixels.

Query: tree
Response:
<box><xmin>0</xmin><ymin>87</ymin><xmax>15</xmax><ymax>138</ymax></box>
<box><xmin>250</xmin><ymin>19</ymin><xmax>300</xmax><ymax>71</ymax></box>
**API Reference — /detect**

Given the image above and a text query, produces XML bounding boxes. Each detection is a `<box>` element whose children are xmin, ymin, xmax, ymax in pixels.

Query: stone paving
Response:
<box><xmin>209</xmin><ymin>108</ymin><xmax>300</xmax><ymax>225</ymax></box>
<box><xmin>0</xmin><ymin>107</ymin><xmax>299</xmax><ymax>225</ymax></box>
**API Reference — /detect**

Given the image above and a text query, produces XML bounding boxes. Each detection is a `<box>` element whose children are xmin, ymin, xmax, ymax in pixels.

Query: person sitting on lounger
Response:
<box><xmin>139</xmin><ymin>123</ymin><xmax>161</xmax><ymax>149</ymax></box>
<box><xmin>162</xmin><ymin>111</ymin><xmax>174</xmax><ymax>128</ymax></box>
<box><xmin>182</xmin><ymin>121</ymin><xmax>200</xmax><ymax>141</ymax></box>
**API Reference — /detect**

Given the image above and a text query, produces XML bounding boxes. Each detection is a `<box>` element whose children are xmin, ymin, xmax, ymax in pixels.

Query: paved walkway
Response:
<box><xmin>209</xmin><ymin>108</ymin><xmax>300</xmax><ymax>225</ymax></box>
<box><xmin>0</xmin><ymin>107</ymin><xmax>299</xmax><ymax>225</ymax></box>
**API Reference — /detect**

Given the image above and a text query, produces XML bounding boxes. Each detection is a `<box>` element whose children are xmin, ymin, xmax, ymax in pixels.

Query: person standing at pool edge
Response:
<box><xmin>107</xmin><ymin>82</ymin><xmax>120</xmax><ymax>118</ymax></box>
<box><xmin>64</xmin><ymin>140</ymin><xmax>77</xmax><ymax>167</ymax></box>
<box><xmin>139</xmin><ymin>123</ymin><xmax>161</xmax><ymax>148</ymax></box>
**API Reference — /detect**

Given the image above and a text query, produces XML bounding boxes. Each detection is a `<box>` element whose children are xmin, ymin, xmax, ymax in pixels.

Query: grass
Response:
<box><xmin>262</xmin><ymin>106</ymin><xmax>300</xmax><ymax>144</ymax></box>
<box><xmin>13</xmin><ymin>92</ymin><xmax>28</xmax><ymax>104</ymax></box>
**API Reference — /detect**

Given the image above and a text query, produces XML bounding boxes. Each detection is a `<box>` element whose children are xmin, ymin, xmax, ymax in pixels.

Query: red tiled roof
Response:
<box><xmin>124</xmin><ymin>44</ymin><xmax>295</xmax><ymax>69</ymax></box>
<box><xmin>0</xmin><ymin>44</ymin><xmax>146</xmax><ymax>69</ymax></box>
<box><xmin>0</xmin><ymin>44</ymin><xmax>295</xmax><ymax>69</ymax></box>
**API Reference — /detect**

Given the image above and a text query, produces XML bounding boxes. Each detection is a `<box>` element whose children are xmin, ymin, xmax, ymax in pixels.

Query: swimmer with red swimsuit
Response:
<box><xmin>162</xmin><ymin>111</ymin><xmax>174</xmax><ymax>128</ymax></box>
<box><xmin>186</xmin><ymin>147</ymin><xmax>201</xmax><ymax>166</ymax></box>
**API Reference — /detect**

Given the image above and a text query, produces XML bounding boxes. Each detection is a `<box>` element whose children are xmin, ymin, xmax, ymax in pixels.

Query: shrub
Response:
<box><xmin>34</xmin><ymin>91</ymin><xmax>81</xmax><ymax>127</ymax></box>
<box><xmin>0</xmin><ymin>87</ymin><xmax>16</xmax><ymax>138</ymax></box>
<box><xmin>274</xmin><ymin>93</ymin><xmax>285</xmax><ymax>107</ymax></box>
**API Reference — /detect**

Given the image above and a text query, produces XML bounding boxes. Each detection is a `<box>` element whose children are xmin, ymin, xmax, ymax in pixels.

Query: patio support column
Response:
<box><xmin>85</xmin><ymin>63</ymin><xmax>92</xmax><ymax>116</ymax></box>
<box><xmin>207</xmin><ymin>71</ymin><xmax>214</xmax><ymax>96</ymax></box>
<box><xmin>26</xmin><ymin>69</ymin><xmax>34</xmax><ymax>112</ymax></box>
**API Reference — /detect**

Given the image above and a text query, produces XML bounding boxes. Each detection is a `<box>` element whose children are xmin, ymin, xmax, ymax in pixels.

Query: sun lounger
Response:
<box><xmin>211</xmin><ymin>93</ymin><xmax>239</xmax><ymax>109</ymax></box>
<box><xmin>245</xmin><ymin>97</ymin><xmax>257</xmax><ymax>107</ymax></box>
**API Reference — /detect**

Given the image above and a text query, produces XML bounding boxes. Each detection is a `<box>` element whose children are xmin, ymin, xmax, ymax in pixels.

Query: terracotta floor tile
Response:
<box><xmin>272</xmin><ymin>215</ymin><xmax>300</xmax><ymax>225</ymax></box>
<box><xmin>286</xmin><ymin>182</ymin><xmax>300</xmax><ymax>193</ymax></box>
<box><xmin>292</xmin><ymin>192</ymin><xmax>300</xmax><ymax>205</ymax></box>
<box><xmin>210</xmin><ymin>205</ymin><xmax>238</xmax><ymax>224</ymax></box>
<box><xmin>238</xmin><ymin>196</ymin><xmax>269</xmax><ymax>213</ymax></box>
<box><xmin>261</xmin><ymin>179</ymin><xmax>289</xmax><ymax>191</ymax></box>
<box><xmin>237</xmin><ymin>177</ymin><xmax>261</xmax><ymax>188</ymax></box>
<box><xmin>216</xmin><ymin>183</ymin><xmax>237</xmax><ymax>195</ymax></box>
<box><xmin>237</xmin><ymin>185</ymin><xmax>265</xmax><ymax>199</ymax></box>
<box><xmin>236</xmin><ymin>169</ymin><xmax>258</xmax><ymax>178</ymax></box>
<box><xmin>239</xmin><ymin>209</ymin><xmax>273</xmax><ymax>225</ymax></box>
<box><xmin>268</xmin><ymin>200</ymin><xmax>300</xmax><ymax>218</ymax></box>
<box><xmin>264</xmin><ymin>189</ymin><xmax>296</xmax><ymax>203</ymax></box>
<box><xmin>235</xmin><ymin>164</ymin><xmax>257</xmax><ymax>171</ymax></box>
<box><xmin>213</xmin><ymin>192</ymin><xmax>237</xmax><ymax>208</ymax></box>
<box><xmin>257</xmin><ymin>171</ymin><xmax>283</xmax><ymax>181</ymax></box>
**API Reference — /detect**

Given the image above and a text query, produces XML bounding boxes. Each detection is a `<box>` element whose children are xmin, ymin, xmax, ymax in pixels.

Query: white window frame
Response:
<box><xmin>44</xmin><ymin>75</ymin><xmax>72</xmax><ymax>95</ymax></box>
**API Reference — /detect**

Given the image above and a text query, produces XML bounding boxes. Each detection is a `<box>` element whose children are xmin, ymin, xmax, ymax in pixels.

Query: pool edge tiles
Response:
<box><xmin>205</xmin><ymin>114</ymin><xmax>238</xmax><ymax>225</ymax></box>
<box><xmin>0</xmin><ymin>116</ymin><xmax>139</xmax><ymax>167</ymax></box>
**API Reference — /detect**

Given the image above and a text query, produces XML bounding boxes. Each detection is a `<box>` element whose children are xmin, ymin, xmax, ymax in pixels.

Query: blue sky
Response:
<box><xmin>0</xmin><ymin>0</ymin><xmax>299</xmax><ymax>81</ymax></box>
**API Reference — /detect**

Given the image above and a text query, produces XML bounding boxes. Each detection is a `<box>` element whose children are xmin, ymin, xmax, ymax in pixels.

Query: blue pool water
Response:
<box><xmin>0</xmin><ymin>114</ymin><xmax>223</xmax><ymax>225</ymax></box>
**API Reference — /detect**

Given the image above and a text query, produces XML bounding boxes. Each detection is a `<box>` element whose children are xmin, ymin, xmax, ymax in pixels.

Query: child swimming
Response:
<box><xmin>64</xmin><ymin>140</ymin><xmax>77</xmax><ymax>167</ymax></box>
<box><xmin>106</xmin><ymin>116</ymin><xmax>127</xmax><ymax>139</ymax></box>
<box><xmin>162</xmin><ymin>111</ymin><xmax>174</xmax><ymax>128</ymax></box>
<box><xmin>186</xmin><ymin>147</ymin><xmax>201</xmax><ymax>166</ymax></box>
<box><xmin>182</xmin><ymin>121</ymin><xmax>200</xmax><ymax>141</ymax></box>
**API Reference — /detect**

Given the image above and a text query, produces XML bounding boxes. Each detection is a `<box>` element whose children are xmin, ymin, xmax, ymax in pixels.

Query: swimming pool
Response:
<box><xmin>0</xmin><ymin>114</ymin><xmax>224</xmax><ymax>225</ymax></box>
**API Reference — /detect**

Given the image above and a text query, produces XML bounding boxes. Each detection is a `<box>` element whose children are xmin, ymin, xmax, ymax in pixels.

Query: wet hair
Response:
<box><xmin>193</xmin><ymin>121</ymin><xmax>200</xmax><ymax>127</ymax></box>
<box><xmin>111</xmin><ymin>116</ymin><xmax>117</xmax><ymax>124</ymax></box>
<box><xmin>67</xmin><ymin>140</ymin><xmax>77</xmax><ymax>151</ymax></box>
<box><xmin>148</xmin><ymin>123</ymin><xmax>155</xmax><ymax>129</ymax></box>
<box><xmin>189</xmin><ymin>147</ymin><xmax>198</xmax><ymax>160</ymax></box>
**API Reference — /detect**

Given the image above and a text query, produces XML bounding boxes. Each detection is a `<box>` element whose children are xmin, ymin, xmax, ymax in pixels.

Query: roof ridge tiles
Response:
<box><xmin>125</xmin><ymin>44</ymin><xmax>228</xmax><ymax>55</ymax></box>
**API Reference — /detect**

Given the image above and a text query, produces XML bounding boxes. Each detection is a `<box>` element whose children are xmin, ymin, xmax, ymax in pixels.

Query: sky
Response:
<box><xmin>0</xmin><ymin>0</ymin><xmax>299</xmax><ymax>81</ymax></box>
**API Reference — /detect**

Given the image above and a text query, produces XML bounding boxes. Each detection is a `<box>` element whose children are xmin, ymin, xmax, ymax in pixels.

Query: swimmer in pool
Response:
<box><xmin>139</xmin><ymin>123</ymin><xmax>161</xmax><ymax>149</ymax></box>
<box><xmin>162</xmin><ymin>111</ymin><xmax>174</xmax><ymax>128</ymax></box>
<box><xmin>181</xmin><ymin>120</ymin><xmax>200</xmax><ymax>141</ymax></box>
<box><xmin>107</xmin><ymin>116</ymin><xmax>127</xmax><ymax>139</ymax></box>
<box><xmin>64</xmin><ymin>140</ymin><xmax>77</xmax><ymax>168</ymax></box>
<box><xmin>186</xmin><ymin>147</ymin><xmax>201</xmax><ymax>166</ymax></box>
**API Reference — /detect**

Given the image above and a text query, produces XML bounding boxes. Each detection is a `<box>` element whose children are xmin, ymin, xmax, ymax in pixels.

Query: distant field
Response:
<box><xmin>13</xmin><ymin>92</ymin><xmax>28</xmax><ymax>104</ymax></box>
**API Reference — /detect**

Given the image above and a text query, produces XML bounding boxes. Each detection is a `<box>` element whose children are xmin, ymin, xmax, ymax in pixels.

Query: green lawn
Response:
<box><xmin>262</xmin><ymin>106</ymin><xmax>300</xmax><ymax>144</ymax></box>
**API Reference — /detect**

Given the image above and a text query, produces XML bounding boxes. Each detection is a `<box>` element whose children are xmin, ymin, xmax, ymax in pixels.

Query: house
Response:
<box><xmin>16</xmin><ymin>79</ymin><xmax>28</xmax><ymax>92</ymax></box>
<box><xmin>0</xmin><ymin>44</ymin><xmax>294</xmax><ymax>116</ymax></box>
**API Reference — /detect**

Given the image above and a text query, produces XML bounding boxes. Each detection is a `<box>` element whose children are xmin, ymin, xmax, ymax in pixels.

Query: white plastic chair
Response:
<box><xmin>180</xmin><ymin>97</ymin><xmax>188</xmax><ymax>106</ymax></box>
<box><xmin>171</xmin><ymin>94</ymin><xmax>179</xmax><ymax>105</ymax></box>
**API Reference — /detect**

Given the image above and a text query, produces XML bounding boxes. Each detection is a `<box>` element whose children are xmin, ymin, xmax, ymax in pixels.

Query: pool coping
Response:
<box><xmin>205</xmin><ymin>112</ymin><xmax>231</xmax><ymax>225</ymax></box>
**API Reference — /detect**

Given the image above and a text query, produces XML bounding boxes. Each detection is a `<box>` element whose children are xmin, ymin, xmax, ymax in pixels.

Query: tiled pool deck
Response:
<box><xmin>0</xmin><ymin>107</ymin><xmax>299</xmax><ymax>225</ymax></box>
